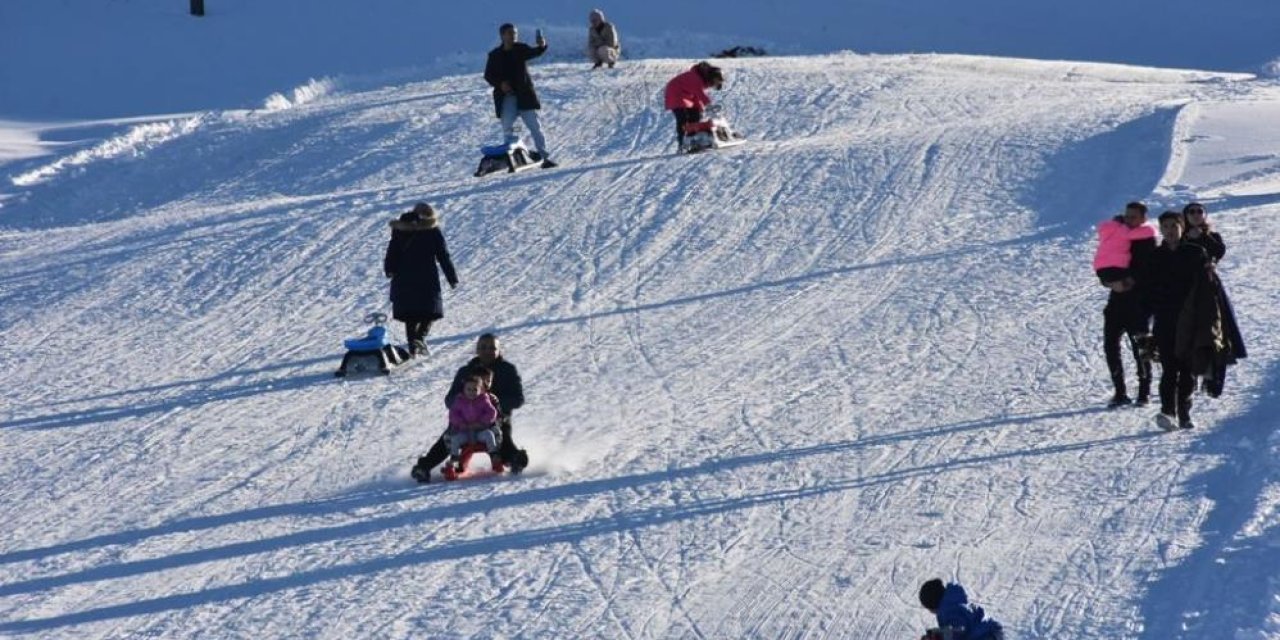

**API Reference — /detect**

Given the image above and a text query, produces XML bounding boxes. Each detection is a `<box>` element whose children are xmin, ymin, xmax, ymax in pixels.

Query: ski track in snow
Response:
<box><xmin>1</xmin><ymin>55</ymin><xmax>1278</xmax><ymax>639</ymax></box>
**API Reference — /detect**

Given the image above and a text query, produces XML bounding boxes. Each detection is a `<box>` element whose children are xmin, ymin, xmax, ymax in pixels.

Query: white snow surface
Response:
<box><xmin>2</xmin><ymin>49</ymin><xmax>1280</xmax><ymax>640</ymax></box>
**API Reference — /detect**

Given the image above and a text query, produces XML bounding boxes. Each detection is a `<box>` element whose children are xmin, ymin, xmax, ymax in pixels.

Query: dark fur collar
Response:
<box><xmin>389</xmin><ymin>215</ymin><xmax>438</xmax><ymax>231</ymax></box>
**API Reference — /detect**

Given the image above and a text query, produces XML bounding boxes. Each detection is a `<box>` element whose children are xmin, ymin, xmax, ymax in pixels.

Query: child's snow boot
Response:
<box><xmin>1135</xmin><ymin>378</ymin><xmax>1151</xmax><ymax>406</ymax></box>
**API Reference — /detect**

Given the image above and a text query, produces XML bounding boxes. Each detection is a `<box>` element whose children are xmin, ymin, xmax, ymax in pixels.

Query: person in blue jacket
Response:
<box><xmin>918</xmin><ymin>579</ymin><xmax>1004</xmax><ymax>640</ymax></box>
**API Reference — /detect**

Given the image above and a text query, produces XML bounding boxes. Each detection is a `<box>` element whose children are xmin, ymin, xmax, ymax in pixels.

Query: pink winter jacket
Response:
<box><xmin>448</xmin><ymin>392</ymin><xmax>498</xmax><ymax>433</ymax></box>
<box><xmin>1093</xmin><ymin>218</ymin><xmax>1157</xmax><ymax>271</ymax></box>
<box><xmin>664</xmin><ymin>66</ymin><xmax>712</xmax><ymax>110</ymax></box>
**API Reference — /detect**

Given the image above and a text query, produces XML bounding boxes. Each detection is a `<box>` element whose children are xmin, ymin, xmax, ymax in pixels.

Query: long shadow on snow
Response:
<box><xmin>0</xmin><ymin>356</ymin><xmax>334</xmax><ymax>432</ymax></box>
<box><xmin>1024</xmin><ymin>107</ymin><xmax>1180</xmax><ymax>234</ymax></box>
<box><xmin>1192</xmin><ymin>192</ymin><xmax>1280</xmax><ymax>213</ymax></box>
<box><xmin>0</xmin><ymin>407</ymin><xmax>1160</xmax><ymax>633</ymax></box>
<box><xmin>1138</xmin><ymin>362</ymin><xmax>1280</xmax><ymax>639</ymax></box>
<box><xmin>36</xmin><ymin>354</ymin><xmax>335</xmax><ymax>409</ymax></box>
<box><xmin>426</xmin><ymin>230</ymin><xmax>1058</xmax><ymax>347</ymax></box>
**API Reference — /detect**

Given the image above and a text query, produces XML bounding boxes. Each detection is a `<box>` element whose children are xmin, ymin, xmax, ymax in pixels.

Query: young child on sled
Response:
<box><xmin>446</xmin><ymin>368</ymin><xmax>502</xmax><ymax>461</ymax></box>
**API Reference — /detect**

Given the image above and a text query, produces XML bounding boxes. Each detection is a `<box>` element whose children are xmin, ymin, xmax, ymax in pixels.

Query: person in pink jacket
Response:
<box><xmin>446</xmin><ymin>369</ymin><xmax>501</xmax><ymax>457</ymax></box>
<box><xmin>1093</xmin><ymin>201</ymin><xmax>1157</xmax><ymax>290</ymax></box>
<box><xmin>664</xmin><ymin>61</ymin><xmax>723</xmax><ymax>149</ymax></box>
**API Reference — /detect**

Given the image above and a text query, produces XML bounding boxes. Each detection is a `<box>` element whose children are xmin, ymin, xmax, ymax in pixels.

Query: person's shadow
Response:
<box><xmin>0</xmin><ymin>405</ymin><xmax>1153</xmax><ymax>634</ymax></box>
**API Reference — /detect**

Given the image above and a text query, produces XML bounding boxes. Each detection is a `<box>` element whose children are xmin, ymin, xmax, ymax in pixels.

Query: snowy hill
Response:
<box><xmin>3</xmin><ymin>51</ymin><xmax>1280</xmax><ymax>638</ymax></box>
<box><xmin>7</xmin><ymin>0</ymin><xmax>1280</xmax><ymax>626</ymax></box>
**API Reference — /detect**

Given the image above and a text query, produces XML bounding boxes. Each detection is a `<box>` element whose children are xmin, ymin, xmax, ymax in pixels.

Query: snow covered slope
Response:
<box><xmin>1</xmin><ymin>55</ymin><xmax>1278</xmax><ymax>638</ymax></box>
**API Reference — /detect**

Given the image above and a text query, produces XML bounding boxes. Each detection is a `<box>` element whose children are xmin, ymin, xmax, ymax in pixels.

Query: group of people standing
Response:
<box><xmin>1093</xmin><ymin>201</ymin><xmax>1245</xmax><ymax>429</ymax></box>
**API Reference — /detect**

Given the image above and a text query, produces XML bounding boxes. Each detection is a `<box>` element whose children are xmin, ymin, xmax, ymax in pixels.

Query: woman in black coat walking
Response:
<box><xmin>383</xmin><ymin>202</ymin><xmax>458</xmax><ymax>356</ymax></box>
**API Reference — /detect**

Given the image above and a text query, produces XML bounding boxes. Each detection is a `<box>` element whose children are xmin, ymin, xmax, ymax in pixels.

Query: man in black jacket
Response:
<box><xmin>1102</xmin><ymin>203</ymin><xmax>1157</xmax><ymax>408</ymax></box>
<box><xmin>1145</xmin><ymin>211</ymin><xmax>1211</xmax><ymax>430</ymax></box>
<box><xmin>411</xmin><ymin>333</ymin><xmax>528</xmax><ymax>482</ymax></box>
<box><xmin>484</xmin><ymin>23</ymin><xmax>556</xmax><ymax>168</ymax></box>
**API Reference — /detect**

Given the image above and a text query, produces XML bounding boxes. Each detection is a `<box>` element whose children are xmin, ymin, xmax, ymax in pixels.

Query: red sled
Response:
<box><xmin>678</xmin><ymin>104</ymin><xmax>746</xmax><ymax>153</ymax></box>
<box><xmin>441</xmin><ymin>443</ymin><xmax>506</xmax><ymax>481</ymax></box>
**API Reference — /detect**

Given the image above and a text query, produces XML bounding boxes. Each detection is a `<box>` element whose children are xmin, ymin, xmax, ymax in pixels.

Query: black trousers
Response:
<box><xmin>1103</xmin><ymin>292</ymin><xmax>1150</xmax><ymax>393</ymax></box>
<box><xmin>672</xmin><ymin>108</ymin><xmax>703</xmax><ymax>144</ymax></box>
<box><xmin>403</xmin><ymin>319</ymin><xmax>432</xmax><ymax>348</ymax></box>
<box><xmin>417</xmin><ymin>414</ymin><xmax>519</xmax><ymax>470</ymax></box>
<box><xmin>1154</xmin><ymin>314</ymin><xmax>1195</xmax><ymax>418</ymax></box>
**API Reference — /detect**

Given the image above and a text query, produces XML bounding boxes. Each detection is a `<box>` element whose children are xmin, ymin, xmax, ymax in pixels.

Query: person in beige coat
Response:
<box><xmin>587</xmin><ymin>9</ymin><xmax>620</xmax><ymax>69</ymax></box>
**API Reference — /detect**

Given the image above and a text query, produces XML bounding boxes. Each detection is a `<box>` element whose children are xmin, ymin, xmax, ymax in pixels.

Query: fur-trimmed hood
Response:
<box><xmin>389</xmin><ymin>203</ymin><xmax>439</xmax><ymax>231</ymax></box>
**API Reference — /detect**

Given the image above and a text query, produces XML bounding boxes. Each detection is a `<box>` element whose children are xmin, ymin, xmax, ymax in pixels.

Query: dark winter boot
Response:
<box><xmin>1107</xmin><ymin>391</ymin><xmax>1132</xmax><ymax>409</ymax></box>
<box><xmin>540</xmin><ymin>158</ymin><xmax>558</xmax><ymax>169</ymax></box>
<box><xmin>509</xmin><ymin>449</ymin><xmax>529</xmax><ymax>474</ymax></box>
<box><xmin>1135</xmin><ymin>378</ymin><xmax>1151</xmax><ymax>407</ymax></box>
<box><xmin>410</xmin><ymin>461</ymin><xmax>431</xmax><ymax>483</ymax></box>
<box><xmin>1107</xmin><ymin>374</ymin><xmax>1129</xmax><ymax>409</ymax></box>
<box><xmin>409</xmin><ymin>339</ymin><xmax>428</xmax><ymax>358</ymax></box>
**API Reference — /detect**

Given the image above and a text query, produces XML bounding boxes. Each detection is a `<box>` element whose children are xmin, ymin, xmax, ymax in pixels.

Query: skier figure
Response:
<box><xmin>411</xmin><ymin>333</ymin><xmax>527</xmax><ymax>482</ymax></box>
<box><xmin>485</xmin><ymin>23</ymin><xmax>556</xmax><ymax>169</ymax></box>
<box><xmin>383</xmin><ymin>203</ymin><xmax>458</xmax><ymax>357</ymax></box>
<box><xmin>918</xmin><ymin>579</ymin><xmax>1004</xmax><ymax>640</ymax></box>
<box><xmin>586</xmin><ymin>9</ymin><xmax>620</xmax><ymax>69</ymax></box>
<box><xmin>445</xmin><ymin>368</ymin><xmax>502</xmax><ymax>459</ymax></box>
<box><xmin>664</xmin><ymin>61</ymin><xmax>724</xmax><ymax>150</ymax></box>
<box><xmin>1093</xmin><ymin>201</ymin><xmax>1157</xmax><ymax>408</ymax></box>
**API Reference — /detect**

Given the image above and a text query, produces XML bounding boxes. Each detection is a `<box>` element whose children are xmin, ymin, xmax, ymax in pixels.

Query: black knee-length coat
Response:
<box><xmin>383</xmin><ymin>212</ymin><xmax>458</xmax><ymax>322</ymax></box>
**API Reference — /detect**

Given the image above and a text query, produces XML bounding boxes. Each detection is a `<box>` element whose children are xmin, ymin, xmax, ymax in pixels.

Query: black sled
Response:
<box><xmin>474</xmin><ymin>140</ymin><xmax>540</xmax><ymax>177</ymax></box>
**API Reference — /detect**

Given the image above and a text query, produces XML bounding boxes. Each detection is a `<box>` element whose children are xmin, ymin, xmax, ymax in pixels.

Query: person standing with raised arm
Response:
<box><xmin>485</xmin><ymin>23</ymin><xmax>557</xmax><ymax>169</ymax></box>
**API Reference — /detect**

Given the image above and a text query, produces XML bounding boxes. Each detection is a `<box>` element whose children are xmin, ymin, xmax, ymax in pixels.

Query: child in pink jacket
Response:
<box><xmin>446</xmin><ymin>370</ymin><xmax>500</xmax><ymax>457</ymax></box>
<box><xmin>1093</xmin><ymin>201</ymin><xmax>1157</xmax><ymax>290</ymax></box>
<box><xmin>664</xmin><ymin>61</ymin><xmax>723</xmax><ymax>148</ymax></box>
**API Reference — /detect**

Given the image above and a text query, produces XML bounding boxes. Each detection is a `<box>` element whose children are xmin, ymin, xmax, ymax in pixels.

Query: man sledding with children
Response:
<box><xmin>410</xmin><ymin>332</ymin><xmax>530</xmax><ymax>482</ymax></box>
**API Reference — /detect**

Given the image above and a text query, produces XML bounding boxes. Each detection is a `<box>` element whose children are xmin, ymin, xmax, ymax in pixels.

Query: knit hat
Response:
<box><xmin>919</xmin><ymin>579</ymin><xmax>945</xmax><ymax>611</ymax></box>
<box><xmin>589</xmin><ymin>9</ymin><xmax>605</xmax><ymax>24</ymax></box>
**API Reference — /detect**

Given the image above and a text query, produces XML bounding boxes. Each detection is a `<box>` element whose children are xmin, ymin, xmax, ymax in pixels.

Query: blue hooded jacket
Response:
<box><xmin>935</xmin><ymin>583</ymin><xmax>1003</xmax><ymax>640</ymax></box>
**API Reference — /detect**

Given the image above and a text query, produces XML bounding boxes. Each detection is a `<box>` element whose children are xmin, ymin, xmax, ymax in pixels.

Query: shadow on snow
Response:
<box><xmin>0</xmin><ymin>406</ymin><xmax>1159</xmax><ymax>633</ymax></box>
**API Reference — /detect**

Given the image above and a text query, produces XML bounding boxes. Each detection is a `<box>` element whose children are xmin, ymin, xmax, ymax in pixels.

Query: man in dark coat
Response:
<box><xmin>484</xmin><ymin>23</ymin><xmax>556</xmax><ymax>168</ymax></box>
<box><xmin>383</xmin><ymin>202</ymin><xmax>458</xmax><ymax>356</ymax></box>
<box><xmin>1101</xmin><ymin>202</ymin><xmax>1157</xmax><ymax>408</ymax></box>
<box><xmin>1144</xmin><ymin>211</ymin><xmax>1212</xmax><ymax>429</ymax></box>
<box><xmin>411</xmin><ymin>333</ymin><xmax>528</xmax><ymax>482</ymax></box>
